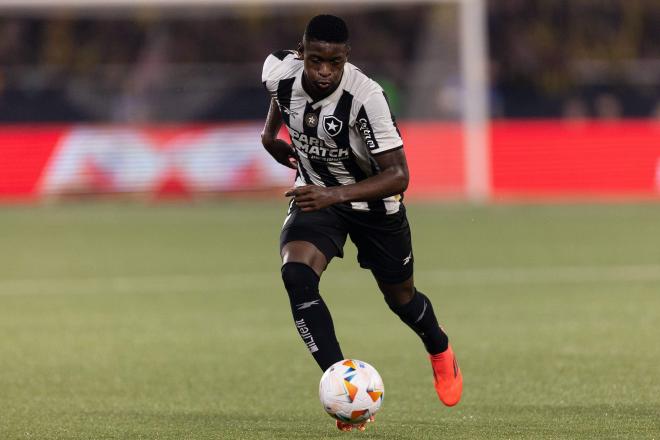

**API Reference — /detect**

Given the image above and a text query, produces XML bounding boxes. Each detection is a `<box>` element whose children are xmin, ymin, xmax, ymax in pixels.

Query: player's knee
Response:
<box><xmin>281</xmin><ymin>262</ymin><xmax>320</xmax><ymax>300</ymax></box>
<box><xmin>383</xmin><ymin>286</ymin><xmax>417</xmax><ymax>310</ymax></box>
<box><xmin>380</xmin><ymin>282</ymin><xmax>416</xmax><ymax>308</ymax></box>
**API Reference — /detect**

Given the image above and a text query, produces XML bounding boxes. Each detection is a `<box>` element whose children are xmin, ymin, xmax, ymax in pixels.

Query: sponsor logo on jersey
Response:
<box><xmin>290</xmin><ymin>128</ymin><xmax>349</xmax><ymax>162</ymax></box>
<box><xmin>322</xmin><ymin>115</ymin><xmax>343</xmax><ymax>137</ymax></box>
<box><xmin>357</xmin><ymin>118</ymin><xmax>376</xmax><ymax>150</ymax></box>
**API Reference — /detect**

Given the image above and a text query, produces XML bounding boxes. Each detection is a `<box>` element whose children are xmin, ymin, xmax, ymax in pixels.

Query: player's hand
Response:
<box><xmin>264</xmin><ymin>139</ymin><xmax>298</xmax><ymax>169</ymax></box>
<box><xmin>285</xmin><ymin>185</ymin><xmax>342</xmax><ymax>211</ymax></box>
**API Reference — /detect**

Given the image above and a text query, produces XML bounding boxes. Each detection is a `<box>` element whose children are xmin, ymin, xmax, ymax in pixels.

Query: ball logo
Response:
<box><xmin>322</xmin><ymin>115</ymin><xmax>343</xmax><ymax>137</ymax></box>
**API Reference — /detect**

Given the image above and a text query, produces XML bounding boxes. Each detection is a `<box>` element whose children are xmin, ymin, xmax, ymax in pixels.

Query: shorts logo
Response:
<box><xmin>322</xmin><ymin>115</ymin><xmax>343</xmax><ymax>137</ymax></box>
<box><xmin>304</xmin><ymin>112</ymin><xmax>318</xmax><ymax>128</ymax></box>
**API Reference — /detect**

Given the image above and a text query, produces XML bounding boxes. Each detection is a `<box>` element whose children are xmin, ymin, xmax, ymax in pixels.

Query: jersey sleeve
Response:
<box><xmin>261</xmin><ymin>50</ymin><xmax>297</xmax><ymax>96</ymax></box>
<box><xmin>355</xmin><ymin>91</ymin><xmax>403</xmax><ymax>155</ymax></box>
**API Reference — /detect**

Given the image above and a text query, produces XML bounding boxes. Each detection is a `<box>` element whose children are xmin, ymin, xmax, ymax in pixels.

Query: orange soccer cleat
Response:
<box><xmin>335</xmin><ymin>416</ymin><xmax>375</xmax><ymax>432</ymax></box>
<box><xmin>429</xmin><ymin>344</ymin><xmax>463</xmax><ymax>406</ymax></box>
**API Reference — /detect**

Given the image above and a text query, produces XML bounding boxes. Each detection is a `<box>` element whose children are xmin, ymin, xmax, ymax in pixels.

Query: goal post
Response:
<box><xmin>458</xmin><ymin>0</ymin><xmax>490</xmax><ymax>202</ymax></box>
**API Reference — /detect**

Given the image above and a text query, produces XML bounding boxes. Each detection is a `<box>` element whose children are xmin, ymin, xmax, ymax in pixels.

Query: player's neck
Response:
<box><xmin>302</xmin><ymin>72</ymin><xmax>342</xmax><ymax>101</ymax></box>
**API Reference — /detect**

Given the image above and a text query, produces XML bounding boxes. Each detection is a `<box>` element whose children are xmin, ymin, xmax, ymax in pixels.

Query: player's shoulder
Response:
<box><xmin>262</xmin><ymin>49</ymin><xmax>302</xmax><ymax>84</ymax></box>
<box><xmin>343</xmin><ymin>64</ymin><xmax>386</xmax><ymax>107</ymax></box>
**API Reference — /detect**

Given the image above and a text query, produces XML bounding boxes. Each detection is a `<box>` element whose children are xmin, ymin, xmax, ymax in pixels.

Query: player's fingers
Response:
<box><xmin>296</xmin><ymin>201</ymin><xmax>316</xmax><ymax>209</ymax></box>
<box><xmin>356</xmin><ymin>423</ymin><xmax>366</xmax><ymax>432</ymax></box>
<box><xmin>293</xmin><ymin>193</ymin><xmax>314</xmax><ymax>203</ymax></box>
<box><xmin>286</xmin><ymin>185</ymin><xmax>314</xmax><ymax>197</ymax></box>
<box><xmin>293</xmin><ymin>189</ymin><xmax>315</xmax><ymax>200</ymax></box>
<box><xmin>284</xmin><ymin>188</ymin><xmax>296</xmax><ymax>197</ymax></box>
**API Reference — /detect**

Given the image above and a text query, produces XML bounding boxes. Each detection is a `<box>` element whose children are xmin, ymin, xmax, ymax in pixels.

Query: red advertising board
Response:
<box><xmin>0</xmin><ymin>120</ymin><xmax>658</xmax><ymax>201</ymax></box>
<box><xmin>0</xmin><ymin>125</ymin><xmax>69</xmax><ymax>200</ymax></box>
<box><xmin>491</xmin><ymin>120</ymin><xmax>660</xmax><ymax>198</ymax></box>
<box><xmin>399</xmin><ymin>122</ymin><xmax>465</xmax><ymax>197</ymax></box>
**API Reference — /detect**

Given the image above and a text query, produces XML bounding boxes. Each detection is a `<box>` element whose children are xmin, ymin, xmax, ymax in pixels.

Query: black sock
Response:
<box><xmin>386</xmin><ymin>289</ymin><xmax>449</xmax><ymax>355</ymax></box>
<box><xmin>281</xmin><ymin>262</ymin><xmax>343</xmax><ymax>371</ymax></box>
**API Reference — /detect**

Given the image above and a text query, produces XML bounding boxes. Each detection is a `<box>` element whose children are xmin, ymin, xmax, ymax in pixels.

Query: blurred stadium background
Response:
<box><xmin>1</xmin><ymin>1</ymin><xmax>659</xmax><ymax>439</ymax></box>
<box><xmin>1</xmin><ymin>0</ymin><xmax>658</xmax><ymax>201</ymax></box>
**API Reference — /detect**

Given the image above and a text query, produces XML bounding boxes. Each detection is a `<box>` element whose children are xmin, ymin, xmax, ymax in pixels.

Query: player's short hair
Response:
<box><xmin>304</xmin><ymin>15</ymin><xmax>349</xmax><ymax>44</ymax></box>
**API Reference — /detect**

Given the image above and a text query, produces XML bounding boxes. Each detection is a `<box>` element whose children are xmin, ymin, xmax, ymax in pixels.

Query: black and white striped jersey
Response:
<box><xmin>262</xmin><ymin>49</ymin><xmax>404</xmax><ymax>214</ymax></box>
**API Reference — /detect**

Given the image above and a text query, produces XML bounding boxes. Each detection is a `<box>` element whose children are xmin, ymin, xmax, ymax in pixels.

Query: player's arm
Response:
<box><xmin>261</xmin><ymin>98</ymin><xmax>298</xmax><ymax>169</ymax></box>
<box><xmin>286</xmin><ymin>148</ymin><xmax>408</xmax><ymax>211</ymax></box>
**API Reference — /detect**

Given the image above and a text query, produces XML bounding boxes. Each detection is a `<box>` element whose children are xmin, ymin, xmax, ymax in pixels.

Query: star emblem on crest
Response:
<box><xmin>322</xmin><ymin>115</ymin><xmax>343</xmax><ymax>137</ymax></box>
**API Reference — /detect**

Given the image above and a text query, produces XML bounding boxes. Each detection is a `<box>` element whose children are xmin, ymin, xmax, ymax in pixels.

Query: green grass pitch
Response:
<box><xmin>1</xmin><ymin>201</ymin><xmax>659</xmax><ymax>439</ymax></box>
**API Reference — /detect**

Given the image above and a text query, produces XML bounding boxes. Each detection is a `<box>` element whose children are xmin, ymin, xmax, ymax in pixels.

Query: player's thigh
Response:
<box><xmin>281</xmin><ymin>241</ymin><xmax>329</xmax><ymax>276</ymax></box>
<box><xmin>280</xmin><ymin>202</ymin><xmax>348</xmax><ymax>274</ymax></box>
<box><xmin>348</xmin><ymin>207</ymin><xmax>414</xmax><ymax>285</ymax></box>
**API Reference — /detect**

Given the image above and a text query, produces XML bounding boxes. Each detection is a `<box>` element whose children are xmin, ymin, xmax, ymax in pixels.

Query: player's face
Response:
<box><xmin>301</xmin><ymin>39</ymin><xmax>349</xmax><ymax>98</ymax></box>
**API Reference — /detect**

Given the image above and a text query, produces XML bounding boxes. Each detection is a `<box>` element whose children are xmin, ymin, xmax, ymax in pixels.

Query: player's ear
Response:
<box><xmin>296</xmin><ymin>41</ymin><xmax>304</xmax><ymax>59</ymax></box>
<box><xmin>344</xmin><ymin>43</ymin><xmax>351</xmax><ymax>59</ymax></box>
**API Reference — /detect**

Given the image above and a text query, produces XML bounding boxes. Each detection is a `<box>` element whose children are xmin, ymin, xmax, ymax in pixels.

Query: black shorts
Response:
<box><xmin>280</xmin><ymin>201</ymin><xmax>414</xmax><ymax>284</ymax></box>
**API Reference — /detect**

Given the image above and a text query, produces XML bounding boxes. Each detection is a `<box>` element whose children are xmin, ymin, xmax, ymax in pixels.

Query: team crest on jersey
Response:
<box><xmin>304</xmin><ymin>112</ymin><xmax>318</xmax><ymax>128</ymax></box>
<box><xmin>322</xmin><ymin>115</ymin><xmax>343</xmax><ymax>137</ymax></box>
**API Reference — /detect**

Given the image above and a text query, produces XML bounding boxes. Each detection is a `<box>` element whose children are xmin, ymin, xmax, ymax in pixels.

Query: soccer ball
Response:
<box><xmin>319</xmin><ymin>359</ymin><xmax>384</xmax><ymax>424</ymax></box>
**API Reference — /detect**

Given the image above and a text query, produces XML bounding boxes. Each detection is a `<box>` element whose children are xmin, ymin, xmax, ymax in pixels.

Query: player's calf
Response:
<box><xmin>384</xmin><ymin>288</ymin><xmax>449</xmax><ymax>354</ymax></box>
<box><xmin>281</xmin><ymin>262</ymin><xmax>343</xmax><ymax>371</ymax></box>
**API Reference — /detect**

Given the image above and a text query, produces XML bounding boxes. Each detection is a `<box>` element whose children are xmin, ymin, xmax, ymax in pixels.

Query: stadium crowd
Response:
<box><xmin>0</xmin><ymin>0</ymin><xmax>658</xmax><ymax>122</ymax></box>
<box><xmin>489</xmin><ymin>0</ymin><xmax>660</xmax><ymax>118</ymax></box>
<box><xmin>0</xmin><ymin>7</ymin><xmax>423</xmax><ymax>122</ymax></box>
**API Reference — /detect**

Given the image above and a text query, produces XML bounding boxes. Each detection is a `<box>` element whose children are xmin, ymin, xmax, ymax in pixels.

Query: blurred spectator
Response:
<box><xmin>562</xmin><ymin>96</ymin><xmax>589</xmax><ymax>121</ymax></box>
<box><xmin>0</xmin><ymin>6</ymin><xmax>424</xmax><ymax>122</ymax></box>
<box><xmin>652</xmin><ymin>100</ymin><xmax>660</xmax><ymax>120</ymax></box>
<box><xmin>489</xmin><ymin>0</ymin><xmax>660</xmax><ymax>119</ymax></box>
<box><xmin>0</xmin><ymin>1</ymin><xmax>658</xmax><ymax>122</ymax></box>
<box><xmin>594</xmin><ymin>93</ymin><xmax>623</xmax><ymax>120</ymax></box>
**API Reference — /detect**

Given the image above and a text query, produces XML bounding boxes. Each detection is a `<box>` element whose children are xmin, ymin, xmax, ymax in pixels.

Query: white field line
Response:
<box><xmin>1</xmin><ymin>264</ymin><xmax>660</xmax><ymax>295</ymax></box>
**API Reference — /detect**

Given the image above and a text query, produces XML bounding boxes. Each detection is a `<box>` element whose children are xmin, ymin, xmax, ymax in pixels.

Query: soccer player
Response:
<box><xmin>261</xmin><ymin>14</ymin><xmax>462</xmax><ymax>431</ymax></box>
